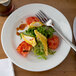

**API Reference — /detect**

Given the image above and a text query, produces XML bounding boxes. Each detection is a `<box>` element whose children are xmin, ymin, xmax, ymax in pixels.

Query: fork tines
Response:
<box><xmin>35</xmin><ymin>10</ymin><xmax>49</xmax><ymax>23</ymax></box>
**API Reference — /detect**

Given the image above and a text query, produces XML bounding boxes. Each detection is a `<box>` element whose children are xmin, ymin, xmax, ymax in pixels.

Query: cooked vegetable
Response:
<box><xmin>23</xmin><ymin>27</ymin><xmax>36</xmax><ymax>37</ymax></box>
<box><xmin>32</xmin><ymin>40</ymin><xmax>47</xmax><ymax>60</ymax></box>
<box><xmin>29</xmin><ymin>22</ymin><xmax>43</xmax><ymax>28</ymax></box>
<box><xmin>37</xmin><ymin>26</ymin><xmax>55</xmax><ymax>38</ymax></box>
<box><xmin>16</xmin><ymin>16</ymin><xmax>59</xmax><ymax>60</ymax></box>
<box><xmin>34</xmin><ymin>30</ymin><xmax>48</xmax><ymax>56</ymax></box>
<box><xmin>48</xmin><ymin>48</ymin><xmax>56</xmax><ymax>55</ymax></box>
<box><xmin>16</xmin><ymin>41</ymin><xmax>32</xmax><ymax>57</ymax></box>
<box><xmin>22</xmin><ymin>26</ymin><xmax>55</xmax><ymax>38</ymax></box>
<box><xmin>32</xmin><ymin>40</ymin><xmax>56</xmax><ymax>59</ymax></box>
<box><xmin>26</xmin><ymin>16</ymin><xmax>40</xmax><ymax>25</ymax></box>
<box><xmin>21</xmin><ymin>33</ymin><xmax>36</xmax><ymax>47</ymax></box>
<box><xmin>19</xmin><ymin>33</ymin><xmax>22</xmax><ymax>39</ymax></box>
<box><xmin>48</xmin><ymin>35</ymin><xmax>59</xmax><ymax>50</ymax></box>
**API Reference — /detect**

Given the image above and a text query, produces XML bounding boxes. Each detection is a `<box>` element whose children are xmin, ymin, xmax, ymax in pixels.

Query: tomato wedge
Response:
<box><xmin>26</xmin><ymin>16</ymin><xmax>40</xmax><ymax>25</ymax></box>
<box><xmin>16</xmin><ymin>41</ymin><xmax>32</xmax><ymax>57</ymax></box>
<box><xmin>48</xmin><ymin>35</ymin><xmax>59</xmax><ymax>50</ymax></box>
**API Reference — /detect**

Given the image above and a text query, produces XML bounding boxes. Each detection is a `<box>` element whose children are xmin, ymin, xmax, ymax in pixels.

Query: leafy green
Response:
<box><xmin>22</xmin><ymin>26</ymin><xmax>55</xmax><ymax>38</ymax></box>
<box><xmin>19</xmin><ymin>33</ymin><xmax>22</xmax><ymax>39</ymax></box>
<box><xmin>37</xmin><ymin>26</ymin><xmax>55</xmax><ymax>38</ymax></box>
<box><xmin>38</xmin><ymin>56</ymin><xmax>47</xmax><ymax>60</ymax></box>
<box><xmin>48</xmin><ymin>48</ymin><xmax>56</xmax><ymax>55</ymax></box>
<box><xmin>23</xmin><ymin>27</ymin><xmax>36</xmax><ymax>37</ymax></box>
<box><xmin>32</xmin><ymin>40</ymin><xmax>56</xmax><ymax>60</ymax></box>
<box><xmin>32</xmin><ymin>40</ymin><xmax>47</xmax><ymax>60</ymax></box>
<box><xmin>48</xmin><ymin>27</ymin><xmax>55</xmax><ymax>32</ymax></box>
<box><xmin>19</xmin><ymin>25</ymin><xmax>56</xmax><ymax>60</ymax></box>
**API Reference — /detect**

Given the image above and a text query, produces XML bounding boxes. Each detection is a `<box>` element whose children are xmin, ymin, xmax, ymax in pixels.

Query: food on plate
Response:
<box><xmin>29</xmin><ymin>22</ymin><xmax>43</xmax><ymax>28</ymax></box>
<box><xmin>16</xmin><ymin>16</ymin><xmax>60</xmax><ymax>59</ymax></box>
<box><xmin>21</xmin><ymin>33</ymin><xmax>36</xmax><ymax>47</ymax></box>
<box><xmin>48</xmin><ymin>35</ymin><xmax>59</xmax><ymax>50</ymax></box>
<box><xmin>16</xmin><ymin>24</ymin><xmax>26</xmax><ymax>30</ymax></box>
<box><xmin>16</xmin><ymin>41</ymin><xmax>32</xmax><ymax>57</ymax></box>
<box><xmin>26</xmin><ymin>16</ymin><xmax>40</xmax><ymax>25</ymax></box>
<box><xmin>34</xmin><ymin>30</ymin><xmax>48</xmax><ymax>56</ymax></box>
<box><xmin>16</xmin><ymin>24</ymin><xmax>26</xmax><ymax>36</ymax></box>
<box><xmin>16</xmin><ymin>32</ymin><xmax>20</xmax><ymax>36</ymax></box>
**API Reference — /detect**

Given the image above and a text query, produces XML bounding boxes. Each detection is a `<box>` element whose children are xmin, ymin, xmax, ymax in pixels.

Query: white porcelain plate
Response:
<box><xmin>1</xmin><ymin>3</ymin><xmax>72</xmax><ymax>72</ymax></box>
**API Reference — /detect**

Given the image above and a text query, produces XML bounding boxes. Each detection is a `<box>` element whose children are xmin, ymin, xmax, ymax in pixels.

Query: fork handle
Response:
<box><xmin>51</xmin><ymin>24</ymin><xmax>76</xmax><ymax>51</ymax></box>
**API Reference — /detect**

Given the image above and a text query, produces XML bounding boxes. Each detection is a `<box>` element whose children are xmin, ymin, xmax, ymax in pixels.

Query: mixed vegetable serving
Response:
<box><xmin>16</xmin><ymin>16</ymin><xmax>59</xmax><ymax>60</ymax></box>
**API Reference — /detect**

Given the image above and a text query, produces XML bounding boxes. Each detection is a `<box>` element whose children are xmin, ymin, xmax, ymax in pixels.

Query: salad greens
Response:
<box><xmin>32</xmin><ymin>40</ymin><xmax>47</xmax><ymax>60</ymax></box>
<box><xmin>20</xmin><ymin>33</ymin><xmax>22</xmax><ymax>39</ymax></box>
<box><xmin>48</xmin><ymin>48</ymin><xmax>56</xmax><ymax>55</ymax></box>
<box><xmin>20</xmin><ymin>25</ymin><xmax>56</xmax><ymax>60</ymax></box>
<box><xmin>31</xmin><ymin>40</ymin><xmax>56</xmax><ymax>60</ymax></box>
<box><xmin>37</xmin><ymin>26</ymin><xmax>55</xmax><ymax>38</ymax></box>
<box><xmin>23</xmin><ymin>27</ymin><xmax>36</xmax><ymax>37</ymax></box>
<box><xmin>21</xmin><ymin>26</ymin><xmax>55</xmax><ymax>38</ymax></box>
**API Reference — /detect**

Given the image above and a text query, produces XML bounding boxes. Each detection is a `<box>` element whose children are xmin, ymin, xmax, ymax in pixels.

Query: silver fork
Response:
<box><xmin>36</xmin><ymin>10</ymin><xmax>76</xmax><ymax>51</ymax></box>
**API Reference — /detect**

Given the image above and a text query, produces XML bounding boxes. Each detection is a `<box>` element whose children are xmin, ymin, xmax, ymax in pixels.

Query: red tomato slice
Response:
<box><xmin>48</xmin><ymin>35</ymin><xmax>59</xmax><ymax>50</ymax></box>
<box><xmin>16</xmin><ymin>41</ymin><xmax>32</xmax><ymax>57</ymax></box>
<box><xmin>20</xmin><ymin>52</ymin><xmax>29</xmax><ymax>57</ymax></box>
<box><xmin>26</xmin><ymin>16</ymin><xmax>40</xmax><ymax>25</ymax></box>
